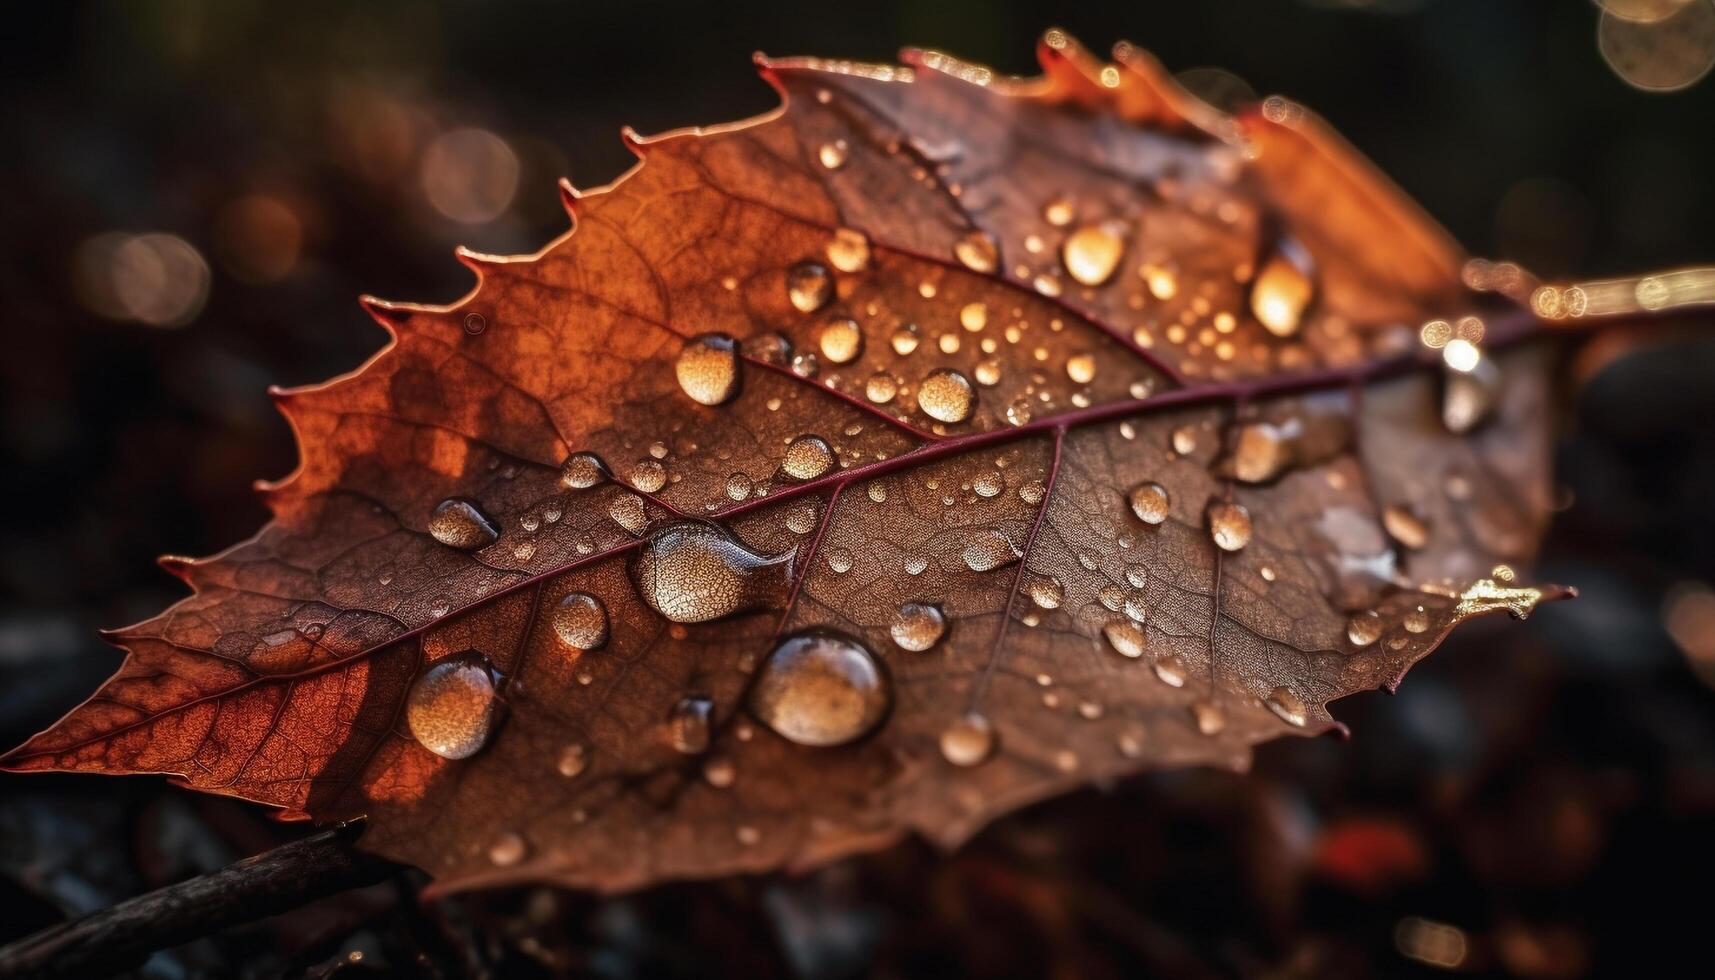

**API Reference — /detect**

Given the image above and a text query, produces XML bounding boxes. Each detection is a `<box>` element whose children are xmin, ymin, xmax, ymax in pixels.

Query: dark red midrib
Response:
<box><xmin>0</xmin><ymin>306</ymin><xmax>1546</xmax><ymax>768</ymax></box>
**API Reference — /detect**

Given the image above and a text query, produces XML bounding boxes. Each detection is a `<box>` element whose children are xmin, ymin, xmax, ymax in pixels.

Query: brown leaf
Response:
<box><xmin>2</xmin><ymin>34</ymin><xmax>1568</xmax><ymax>893</ymax></box>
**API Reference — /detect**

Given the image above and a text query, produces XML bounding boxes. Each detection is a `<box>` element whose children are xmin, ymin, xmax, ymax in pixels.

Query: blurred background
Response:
<box><xmin>4</xmin><ymin>1</ymin><xmax>1715</xmax><ymax>976</ymax></box>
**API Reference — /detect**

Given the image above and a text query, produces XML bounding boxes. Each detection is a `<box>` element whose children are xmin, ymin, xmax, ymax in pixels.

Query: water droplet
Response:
<box><xmin>631</xmin><ymin>458</ymin><xmax>667</xmax><ymax>493</ymax></box>
<box><xmin>1250</xmin><ymin>239</ymin><xmax>1316</xmax><ymax>338</ymax></box>
<box><xmin>866</xmin><ymin>482</ymin><xmax>887</xmax><ymax>503</ymax></box>
<box><xmin>1128</xmin><ymin>482</ymin><xmax>1170</xmax><ymax>525</ymax></box>
<box><xmin>736</xmin><ymin>825</ymin><xmax>761</xmax><ymax>846</ymax></box>
<box><xmin>1062</xmin><ymin>223</ymin><xmax>1125</xmax><ymax>286</ymax></box>
<box><xmin>556</xmin><ymin>742</ymin><xmax>588</xmax><ymax>778</ymax></box>
<box><xmin>865</xmin><ymin>372</ymin><xmax>898</xmax><ymax>403</ymax></box>
<box><xmin>785</xmin><ymin>501</ymin><xmax>820</xmax><ymax>535</ymax></box>
<box><xmin>818</xmin><ymin>139</ymin><xmax>849</xmax><ymax>170</ymax></box>
<box><xmin>940</xmin><ymin>712</ymin><xmax>996</xmax><ymax>766</ymax></box>
<box><xmin>1029</xmin><ymin>575</ymin><xmax>1063</xmax><ymax>609</ymax></box>
<box><xmin>826</xmin><ymin>227</ymin><xmax>870</xmax><ymax>272</ymax></box>
<box><xmin>1019</xmin><ymin>480</ymin><xmax>1046</xmax><ymax>505</ymax></box>
<box><xmin>1403</xmin><ymin>607</ymin><xmax>1430</xmax><ymax>633</ymax></box>
<box><xmin>1207</xmin><ymin>501</ymin><xmax>1253</xmax><ymax>552</ymax></box>
<box><xmin>428</xmin><ymin>498</ymin><xmax>498</xmax><ymax>550</ymax></box>
<box><xmin>781</xmin><ymin>434</ymin><xmax>835</xmax><ymax>480</ymax></box>
<box><xmin>748</xmin><ymin>632</ymin><xmax>890</xmax><ymax>747</ymax></box>
<box><xmin>1265</xmin><ymin>687</ymin><xmax>1308</xmax><ymax>727</ymax></box>
<box><xmin>669</xmin><ymin>696</ymin><xmax>714</xmax><ymax>754</ymax></box>
<box><xmin>904</xmin><ymin>555</ymin><xmax>928</xmax><ymax>575</ymax></box>
<box><xmin>747</xmin><ymin>331</ymin><xmax>793</xmax><ymax>365</ymax></box>
<box><xmin>609</xmin><ymin>493</ymin><xmax>649</xmax><ymax>534</ymax></box>
<box><xmin>1383</xmin><ymin>505</ymin><xmax>1430</xmax><ymax>550</ymax></box>
<box><xmin>1125</xmin><ymin>566</ymin><xmax>1148</xmax><ymax>588</ymax></box>
<box><xmin>561</xmin><ymin>452</ymin><xmax>607</xmax><ymax>489</ymax></box>
<box><xmin>1103</xmin><ymin>620</ymin><xmax>1146</xmax><ymax>658</ymax></box>
<box><xmin>489</xmin><ymin>831</ymin><xmax>527</xmax><ymax>866</ymax></box>
<box><xmin>1171</xmin><ymin>425</ymin><xmax>1199</xmax><ymax>455</ymax></box>
<box><xmin>962</xmin><ymin>528</ymin><xmax>1022</xmax><ymax>571</ymax></box>
<box><xmin>673</xmin><ymin>333</ymin><xmax>741</xmax><ymax>407</ymax></box>
<box><xmin>726</xmin><ymin>472</ymin><xmax>753</xmax><ymax>501</ymax></box>
<box><xmin>1065</xmin><ymin>352</ymin><xmax>1096</xmax><ymax>384</ymax></box>
<box><xmin>787</xmin><ymin>261</ymin><xmax>833</xmax><ymax>313</ymax></box>
<box><xmin>1442</xmin><ymin>356</ymin><xmax>1500</xmax><ymax>433</ymax></box>
<box><xmin>1347</xmin><ymin>611</ymin><xmax>1382</xmax><ymax>647</ymax></box>
<box><xmin>1153</xmin><ymin>654</ymin><xmax>1187</xmax><ymax>687</ymax></box>
<box><xmin>918</xmin><ymin>369</ymin><xmax>975</xmax><ymax>423</ymax></box>
<box><xmin>826</xmin><ymin>548</ymin><xmax>853</xmax><ymax>573</ymax></box>
<box><xmin>954</xmin><ymin>230</ymin><xmax>999</xmax><ymax>273</ymax></box>
<box><xmin>703</xmin><ymin>755</ymin><xmax>735</xmax><ymax>787</ymax></box>
<box><xmin>959</xmin><ymin>302</ymin><xmax>988</xmax><ymax>332</ymax></box>
<box><xmin>819</xmin><ymin>317</ymin><xmax>863</xmax><ymax>364</ymax></box>
<box><xmin>973</xmin><ymin>471</ymin><xmax>1003</xmax><ymax>497</ymax></box>
<box><xmin>1142</xmin><ymin>264</ymin><xmax>1178</xmax><ymax>300</ymax></box>
<box><xmin>1043</xmin><ymin>196</ymin><xmax>1075</xmax><ymax>227</ymax></box>
<box><xmin>631</xmin><ymin>521</ymin><xmax>792</xmax><ymax>623</ymax></box>
<box><xmin>552</xmin><ymin>592</ymin><xmax>609</xmax><ymax>651</ymax></box>
<box><xmin>1227</xmin><ymin>422</ymin><xmax>1290</xmax><ymax>483</ymax></box>
<box><xmin>891</xmin><ymin>323</ymin><xmax>921</xmax><ymax>355</ymax></box>
<box><xmin>1191</xmin><ymin>700</ymin><xmax>1226</xmax><ymax>736</ymax></box>
<box><xmin>406</xmin><ymin>653</ymin><xmax>502</xmax><ymax>760</ymax></box>
<box><xmin>1005</xmin><ymin>397</ymin><xmax>1033</xmax><ymax>427</ymax></box>
<box><xmin>1099</xmin><ymin>584</ymin><xmax>1126</xmax><ymax>611</ymax></box>
<box><xmin>890</xmin><ymin>603</ymin><xmax>947</xmax><ymax>651</ymax></box>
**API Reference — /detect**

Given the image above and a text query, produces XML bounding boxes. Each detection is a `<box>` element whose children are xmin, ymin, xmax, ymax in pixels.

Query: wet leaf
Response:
<box><xmin>2</xmin><ymin>34</ymin><xmax>1568</xmax><ymax>893</ymax></box>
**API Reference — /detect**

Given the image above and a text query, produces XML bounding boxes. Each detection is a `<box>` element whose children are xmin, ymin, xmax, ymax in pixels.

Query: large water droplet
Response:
<box><xmin>963</xmin><ymin>528</ymin><xmax>1022</xmax><ymax>571</ymax></box>
<box><xmin>631</xmin><ymin>522</ymin><xmax>792</xmax><ymax>623</ymax></box>
<box><xmin>669</xmin><ymin>695</ymin><xmax>714</xmax><ymax>754</ymax></box>
<box><xmin>940</xmin><ymin>712</ymin><xmax>996</xmax><ymax>767</ymax></box>
<box><xmin>918</xmin><ymin>368</ymin><xmax>975</xmax><ymax>423</ymax></box>
<box><xmin>1128</xmin><ymin>482</ymin><xmax>1170</xmax><ymax>525</ymax></box>
<box><xmin>819</xmin><ymin>317</ymin><xmax>863</xmax><ymax>364</ymax></box>
<box><xmin>1207</xmin><ymin>501</ymin><xmax>1253</xmax><ymax>552</ymax></box>
<box><xmin>1029</xmin><ymin>575</ymin><xmax>1064</xmax><ymax>609</ymax></box>
<box><xmin>787</xmin><ymin>261</ymin><xmax>833</xmax><ymax>313</ymax></box>
<box><xmin>609</xmin><ymin>492</ymin><xmax>649</xmax><ymax>534</ymax></box>
<box><xmin>890</xmin><ymin>603</ymin><xmax>947</xmax><ymax>651</ymax></box>
<box><xmin>552</xmin><ymin>592</ymin><xmax>608</xmax><ymax>651</ymax></box>
<box><xmin>1250</xmin><ymin>238</ymin><xmax>1316</xmax><ymax>338</ymax></box>
<box><xmin>954</xmin><ymin>230</ymin><xmax>999</xmax><ymax>273</ymax></box>
<box><xmin>1062</xmin><ymin>222</ymin><xmax>1125</xmax><ymax>286</ymax></box>
<box><xmin>1103</xmin><ymin>620</ymin><xmax>1146</xmax><ymax>658</ymax></box>
<box><xmin>748</xmin><ymin>632</ymin><xmax>890</xmax><ymax>747</ymax></box>
<box><xmin>428</xmin><ymin>498</ymin><xmax>498</xmax><ymax>550</ymax></box>
<box><xmin>676</xmin><ymin>333</ymin><xmax>740</xmax><ymax>406</ymax></box>
<box><xmin>1347</xmin><ymin>611</ymin><xmax>1382</xmax><ymax>647</ymax></box>
<box><xmin>407</xmin><ymin>653</ymin><xmax>503</xmax><ymax>760</ymax></box>
<box><xmin>561</xmin><ymin>452</ymin><xmax>608</xmax><ymax>489</ymax></box>
<box><xmin>781</xmin><ymin>434</ymin><xmax>835</xmax><ymax>480</ymax></box>
<box><xmin>826</xmin><ymin>227</ymin><xmax>870</xmax><ymax>272</ymax></box>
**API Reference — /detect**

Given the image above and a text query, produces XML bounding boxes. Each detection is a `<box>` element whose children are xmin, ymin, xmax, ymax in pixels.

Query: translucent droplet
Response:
<box><xmin>825</xmin><ymin>548</ymin><xmax>853</xmax><ymax>573</ymax></box>
<box><xmin>748</xmin><ymin>632</ymin><xmax>890</xmax><ymax>747</ymax></box>
<box><xmin>959</xmin><ymin>302</ymin><xmax>988</xmax><ymax>332</ymax></box>
<box><xmin>819</xmin><ymin>317</ymin><xmax>863</xmax><ymax>364</ymax></box>
<box><xmin>1153</xmin><ymin>654</ymin><xmax>1187</xmax><ymax>688</ymax></box>
<box><xmin>1599</xmin><ymin>0</ymin><xmax>1715</xmax><ymax>92</ymax></box>
<box><xmin>826</xmin><ymin>227</ymin><xmax>870</xmax><ymax>272</ymax></box>
<box><xmin>1265</xmin><ymin>687</ymin><xmax>1308</xmax><ymax>727</ymax></box>
<box><xmin>787</xmin><ymin>261</ymin><xmax>833</xmax><ymax>313</ymax></box>
<box><xmin>556</xmin><ymin>742</ymin><xmax>588</xmax><ymax>778</ymax></box>
<box><xmin>962</xmin><ymin>528</ymin><xmax>1022</xmax><ymax>571</ymax></box>
<box><xmin>1347</xmin><ymin>611</ymin><xmax>1382</xmax><ymax>647</ymax></box>
<box><xmin>1103</xmin><ymin>620</ymin><xmax>1146</xmax><ymax>658</ymax></box>
<box><xmin>669</xmin><ymin>696</ymin><xmax>714</xmax><ymax>754</ymax></box>
<box><xmin>675</xmin><ymin>333</ymin><xmax>740</xmax><ymax>406</ymax></box>
<box><xmin>703</xmin><ymin>755</ymin><xmax>735</xmax><ymax>787</ymax></box>
<box><xmin>407</xmin><ymin>653</ymin><xmax>502</xmax><ymax>760</ymax></box>
<box><xmin>940</xmin><ymin>712</ymin><xmax>996</xmax><ymax>766</ymax></box>
<box><xmin>954</xmin><ymin>230</ymin><xmax>999</xmax><ymax>273</ymax></box>
<box><xmin>631</xmin><ymin>458</ymin><xmax>667</xmax><ymax>493</ymax></box>
<box><xmin>1171</xmin><ymin>425</ymin><xmax>1199</xmax><ymax>455</ymax></box>
<box><xmin>785</xmin><ymin>501</ymin><xmax>820</xmax><ymax>535</ymax></box>
<box><xmin>974</xmin><ymin>358</ymin><xmax>1003</xmax><ymax>386</ymax></box>
<box><xmin>1019</xmin><ymin>480</ymin><xmax>1046</xmax><ymax>505</ymax></box>
<box><xmin>609</xmin><ymin>492</ymin><xmax>649</xmax><ymax>534</ymax></box>
<box><xmin>1142</xmin><ymin>264</ymin><xmax>1178</xmax><ymax>300</ymax></box>
<box><xmin>865</xmin><ymin>372</ymin><xmax>898</xmax><ymax>403</ymax></box>
<box><xmin>973</xmin><ymin>471</ymin><xmax>1003</xmax><ymax>497</ymax></box>
<box><xmin>552</xmin><ymin>592</ymin><xmax>608</xmax><ymax>651</ymax></box>
<box><xmin>891</xmin><ymin>323</ymin><xmax>921</xmax><ymax>355</ymax></box>
<box><xmin>726</xmin><ymin>472</ymin><xmax>753</xmax><ymax>501</ymax></box>
<box><xmin>746</xmin><ymin>331</ymin><xmax>792</xmax><ymax>365</ymax></box>
<box><xmin>489</xmin><ymin>831</ymin><xmax>527</xmax><ymax>867</ymax></box>
<box><xmin>1005</xmin><ymin>397</ymin><xmax>1033</xmax><ymax>427</ymax></box>
<box><xmin>818</xmin><ymin>139</ymin><xmax>849</xmax><ymax>170</ymax></box>
<box><xmin>1191</xmin><ymin>700</ymin><xmax>1226</xmax><ymax>736</ymax></box>
<box><xmin>918</xmin><ymin>368</ymin><xmax>975</xmax><ymax>424</ymax></box>
<box><xmin>890</xmin><ymin>603</ymin><xmax>947</xmax><ymax>651</ymax></box>
<box><xmin>561</xmin><ymin>452</ymin><xmax>607</xmax><ymax>489</ymax></box>
<box><xmin>1029</xmin><ymin>576</ymin><xmax>1063</xmax><ymax>609</ymax></box>
<box><xmin>1403</xmin><ymin>607</ymin><xmax>1430</xmax><ymax>633</ymax></box>
<box><xmin>631</xmin><ymin>521</ymin><xmax>792</xmax><ymax>623</ymax></box>
<box><xmin>1100</xmin><ymin>584</ymin><xmax>1126</xmax><ymax>611</ymax></box>
<box><xmin>1443</xmin><ymin>356</ymin><xmax>1500</xmax><ymax>434</ymax></box>
<box><xmin>1250</xmin><ymin>239</ymin><xmax>1316</xmax><ymax>338</ymax></box>
<box><xmin>428</xmin><ymin>498</ymin><xmax>498</xmax><ymax>550</ymax></box>
<box><xmin>1043</xmin><ymin>196</ymin><xmax>1075</xmax><ymax>227</ymax></box>
<box><xmin>1226</xmin><ymin>422</ymin><xmax>1291</xmax><ymax>483</ymax></box>
<box><xmin>1128</xmin><ymin>482</ymin><xmax>1170</xmax><ymax>525</ymax></box>
<box><xmin>1065</xmin><ymin>352</ymin><xmax>1096</xmax><ymax>384</ymax></box>
<box><xmin>1383</xmin><ymin>505</ymin><xmax>1429</xmax><ymax>550</ymax></box>
<box><xmin>781</xmin><ymin>434</ymin><xmax>835</xmax><ymax>480</ymax></box>
<box><xmin>1062</xmin><ymin>223</ymin><xmax>1125</xmax><ymax>286</ymax></box>
<box><xmin>1207</xmin><ymin>501</ymin><xmax>1253</xmax><ymax>552</ymax></box>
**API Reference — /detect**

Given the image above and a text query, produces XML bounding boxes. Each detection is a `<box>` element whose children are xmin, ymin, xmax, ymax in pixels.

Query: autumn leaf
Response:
<box><xmin>1</xmin><ymin>32</ymin><xmax>1569</xmax><ymax>894</ymax></box>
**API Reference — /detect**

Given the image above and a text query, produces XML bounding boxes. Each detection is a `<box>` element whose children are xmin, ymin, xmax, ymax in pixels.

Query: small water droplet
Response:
<box><xmin>826</xmin><ymin>548</ymin><xmax>854</xmax><ymax>573</ymax></box>
<box><xmin>1125</xmin><ymin>565</ymin><xmax>1148</xmax><ymax>588</ymax></box>
<box><xmin>669</xmin><ymin>696</ymin><xmax>715</xmax><ymax>754</ymax></box>
<box><xmin>1043</xmin><ymin>196</ymin><xmax>1075</xmax><ymax>227</ymax></box>
<box><xmin>746</xmin><ymin>331</ymin><xmax>793</xmax><ymax>365</ymax></box>
<box><xmin>866</xmin><ymin>482</ymin><xmax>887</xmax><ymax>503</ymax></box>
<box><xmin>1029</xmin><ymin>575</ymin><xmax>1063</xmax><ymax>609</ymax></box>
<box><xmin>890</xmin><ymin>603</ymin><xmax>947</xmax><ymax>651</ymax></box>
<box><xmin>552</xmin><ymin>592</ymin><xmax>609</xmax><ymax>651</ymax></box>
<box><xmin>1249</xmin><ymin>238</ymin><xmax>1316</xmax><ymax>338</ymax></box>
<box><xmin>675</xmin><ymin>333</ymin><xmax>740</xmax><ymax>406</ymax></box>
<box><xmin>905</xmin><ymin>555</ymin><xmax>929</xmax><ymax>575</ymax></box>
<box><xmin>489</xmin><ymin>831</ymin><xmax>527</xmax><ymax>866</ymax></box>
<box><xmin>726</xmin><ymin>472</ymin><xmax>753</xmax><ymax>501</ymax></box>
<box><xmin>407</xmin><ymin>653</ymin><xmax>502</xmax><ymax>760</ymax></box>
<box><xmin>787</xmin><ymin>261</ymin><xmax>833</xmax><ymax>313</ymax></box>
<box><xmin>1403</xmin><ymin>607</ymin><xmax>1430</xmax><ymax>633</ymax></box>
<box><xmin>819</xmin><ymin>317</ymin><xmax>863</xmax><ymax>364</ymax></box>
<box><xmin>609</xmin><ymin>493</ymin><xmax>649</xmax><ymax>534</ymax></box>
<box><xmin>1103</xmin><ymin>620</ymin><xmax>1146</xmax><ymax>658</ymax></box>
<box><xmin>1207</xmin><ymin>501</ymin><xmax>1253</xmax><ymax>552</ymax></box>
<box><xmin>703</xmin><ymin>755</ymin><xmax>735</xmax><ymax>787</ymax></box>
<box><xmin>891</xmin><ymin>322</ymin><xmax>921</xmax><ymax>355</ymax></box>
<box><xmin>973</xmin><ymin>471</ymin><xmax>1003</xmax><ymax>497</ymax></box>
<box><xmin>748</xmin><ymin>632</ymin><xmax>890</xmax><ymax>747</ymax></box>
<box><xmin>818</xmin><ymin>140</ymin><xmax>849</xmax><ymax>170</ymax></box>
<box><xmin>1062</xmin><ymin>223</ymin><xmax>1125</xmax><ymax>286</ymax></box>
<box><xmin>1443</xmin><ymin>356</ymin><xmax>1500</xmax><ymax>433</ymax></box>
<box><xmin>428</xmin><ymin>498</ymin><xmax>499</xmax><ymax>550</ymax></box>
<box><xmin>1347</xmin><ymin>611</ymin><xmax>1382</xmax><ymax>647</ymax></box>
<box><xmin>865</xmin><ymin>372</ymin><xmax>898</xmax><ymax>403</ymax></box>
<box><xmin>963</xmin><ymin>528</ymin><xmax>1022</xmax><ymax>571</ymax></box>
<box><xmin>1128</xmin><ymin>482</ymin><xmax>1170</xmax><ymax>525</ymax></box>
<box><xmin>1226</xmin><ymin>422</ymin><xmax>1290</xmax><ymax>483</ymax></box>
<box><xmin>959</xmin><ymin>302</ymin><xmax>988</xmax><ymax>332</ymax></box>
<box><xmin>1065</xmin><ymin>352</ymin><xmax>1096</xmax><ymax>384</ymax></box>
<box><xmin>918</xmin><ymin>368</ymin><xmax>975</xmax><ymax>423</ymax></box>
<box><xmin>826</xmin><ymin>227</ymin><xmax>870</xmax><ymax>272</ymax></box>
<box><xmin>1018</xmin><ymin>480</ymin><xmax>1046</xmax><ymax>505</ymax></box>
<box><xmin>556</xmin><ymin>742</ymin><xmax>588</xmax><ymax>778</ymax></box>
<box><xmin>1153</xmin><ymin>654</ymin><xmax>1187</xmax><ymax>687</ymax></box>
<box><xmin>954</xmin><ymin>230</ymin><xmax>999</xmax><ymax>273</ymax></box>
<box><xmin>785</xmin><ymin>501</ymin><xmax>820</xmax><ymax>535</ymax></box>
<box><xmin>1383</xmin><ymin>505</ymin><xmax>1430</xmax><ymax>550</ymax></box>
<box><xmin>940</xmin><ymin>712</ymin><xmax>996</xmax><ymax>766</ymax></box>
<box><xmin>631</xmin><ymin>458</ymin><xmax>667</xmax><ymax>493</ymax></box>
<box><xmin>1190</xmin><ymin>700</ymin><xmax>1226</xmax><ymax>736</ymax></box>
<box><xmin>631</xmin><ymin>521</ymin><xmax>793</xmax><ymax>623</ymax></box>
<box><xmin>1142</xmin><ymin>264</ymin><xmax>1178</xmax><ymax>300</ymax></box>
<box><xmin>781</xmin><ymin>434</ymin><xmax>835</xmax><ymax>480</ymax></box>
<box><xmin>1005</xmin><ymin>397</ymin><xmax>1033</xmax><ymax>427</ymax></box>
<box><xmin>1265</xmin><ymin>687</ymin><xmax>1309</xmax><ymax>727</ymax></box>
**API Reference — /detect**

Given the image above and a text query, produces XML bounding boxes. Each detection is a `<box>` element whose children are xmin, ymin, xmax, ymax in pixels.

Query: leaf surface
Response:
<box><xmin>3</xmin><ymin>34</ymin><xmax>1565</xmax><ymax>893</ymax></box>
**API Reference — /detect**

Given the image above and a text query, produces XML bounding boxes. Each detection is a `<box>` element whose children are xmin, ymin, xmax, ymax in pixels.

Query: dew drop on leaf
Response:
<box><xmin>784</xmin><ymin>501</ymin><xmax>820</xmax><ymax>535</ymax></box>
<box><xmin>962</xmin><ymin>528</ymin><xmax>1022</xmax><ymax>572</ymax></box>
<box><xmin>561</xmin><ymin>452</ymin><xmax>608</xmax><ymax>489</ymax></box>
<box><xmin>630</xmin><ymin>459</ymin><xmax>667</xmax><ymax>493</ymax></box>
<box><xmin>826</xmin><ymin>227</ymin><xmax>870</xmax><ymax>272</ymax></box>
<box><xmin>552</xmin><ymin>592</ymin><xmax>609</xmax><ymax>651</ymax></box>
<box><xmin>953</xmin><ymin>230</ymin><xmax>999</xmax><ymax>273</ymax></box>
<box><xmin>865</xmin><ymin>372</ymin><xmax>898</xmax><ymax>404</ymax></box>
<box><xmin>669</xmin><ymin>696</ymin><xmax>714</xmax><ymax>754</ymax></box>
<box><xmin>608</xmin><ymin>492</ymin><xmax>649</xmax><ymax>535</ymax></box>
<box><xmin>406</xmin><ymin>653</ymin><xmax>502</xmax><ymax>760</ymax></box>
<box><xmin>748</xmin><ymin>632</ymin><xmax>890</xmax><ymax>747</ymax></box>
<box><xmin>556</xmin><ymin>742</ymin><xmax>589</xmax><ymax>779</ymax></box>
<box><xmin>428</xmin><ymin>498</ymin><xmax>499</xmax><ymax>550</ymax></box>
<box><xmin>1249</xmin><ymin>238</ymin><xmax>1316</xmax><ymax>338</ymax></box>
<box><xmin>781</xmin><ymin>434</ymin><xmax>835</xmax><ymax>480</ymax></box>
<box><xmin>918</xmin><ymin>368</ymin><xmax>975</xmax><ymax>423</ymax></box>
<box><xmin>1061</xmin><ymin>223</ymin><xmax>1125</xmax><ymax>286</ymax></box>
<box><xmin>1153</xmin><ymin>654</ymin><xmax>1188</xmax><ymax>688</ymax></box>
<box><xmin>959</xmin><ymin>302</ymin><xmax>988</xmax><ymax>332</ymax></box>
<box><xmin>1227</xmin><ymin>422</ymin><xmax>1290</xmax><ymax>483</ymax></box>
<box><xmin>1065</xmin><ymin>352</ymin><xmax>1097</xmax><ymax>384</ymax></box>
<box><xmin>818</xmin><ymin>139</ymin><xmax>849</xmax><ymax>170</ymax></box>
<box><xmin>488</xmin><ymin>831</ymin><xmax>527</xmax><ymax>867</ymax></box>
<box><xmin>726</xmin><ymin>472</ymin><xmax>753</xmax><ymax>501</ymax></box>
<box><xmin>1029</xmin><ymin>575</ymin><xmax>1064</xmax><ymax>609</ymax></box>
<box><xmin>1171</xmin><ymin>425</ymin><xmax>1199</xmax><ymax>456</ymax></box>
<box><xmin>1102</xmin><ymin>620</ymin><xmax>1146</xmax><ymax>658</ymax></box>
<box><xmin>973</xmin><ymin>471</ymin><xmax>1003</xmax><ymax>497</ymax></box>
<box><xmin>939</xmin><ymin>712</ymin><xmax>996</xmax><ymax>767</ymax></box>
<box><xmin>675</xmin><ymin>333</ymin><xmax>740</xmax><ymax>406</ymax></box>
<box><xmin>1265</xmin><ymin>686</ymin><xmax>1309</xmax><ymax>727</ymax></box>
<box><xmin>1347</xmin><ymin>611</ymin><xmax>1383</xmax><ymax>647</ymax></box>
<box><xmin>890</xmin><ymin>322</ymin><xmax>921</xmax><ymax>355</ymax></box>
<box><xmin>1191</xmin><ymin>701</ymin><xmax>1226</xmax><ymax>736</ymax></box>
<box><xmin>787</xmin><ymin>261</ymin><xmax>833</xmax><ymax>313</ymax></box>
<box><xmin>1128</xmin><ymin>481</ymin><xmax>1171</xmax><ymax>525</ymax></box>
<box><xmin>1383</xmin><ymin>504</ymin><xmax>1430</xmax><ymax>550</ymax></box>
<box><xmin>1207</xmin><ymin>501</ymin><xmax>1253</xmax><ymax>552</ymax></box>
<box><xmin>890</xmin><ymin>603</ymin><xmax>947</xmax><ymax>651</ymax></box>
<box><xmin>818</xmin><ymin>317</ymin><xmax>863</xmax><ymax>364</ymax></box>
<box><xmin>631</xmin><ymin>521</ymin><xmax>792</xmax><ymax>623</ymax></box>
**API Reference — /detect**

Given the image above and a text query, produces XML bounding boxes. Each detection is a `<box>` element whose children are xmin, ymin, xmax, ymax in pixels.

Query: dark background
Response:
<box><xmin>4</xmin><ymin>1</ymin><xmax>1715</xmax><ymax>976</ymax></box>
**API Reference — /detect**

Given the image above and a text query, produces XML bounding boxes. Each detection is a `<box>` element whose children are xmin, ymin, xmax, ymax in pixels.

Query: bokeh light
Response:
<box><xmin>73</xmin><ymin>231</ymin><xmax>210</xmax><ymax>328</ymax></box>
<box><xmin>420</xmin><ymin>127</ymin><xmax>520</xmax><ymax>224</ymax></box>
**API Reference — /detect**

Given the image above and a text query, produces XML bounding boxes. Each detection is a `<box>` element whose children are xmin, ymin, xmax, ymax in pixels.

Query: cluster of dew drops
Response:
<box><xmin>393</xmin><ymin>116</ymin><xmax>1513</xmax><ymax>865</ymax></box>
